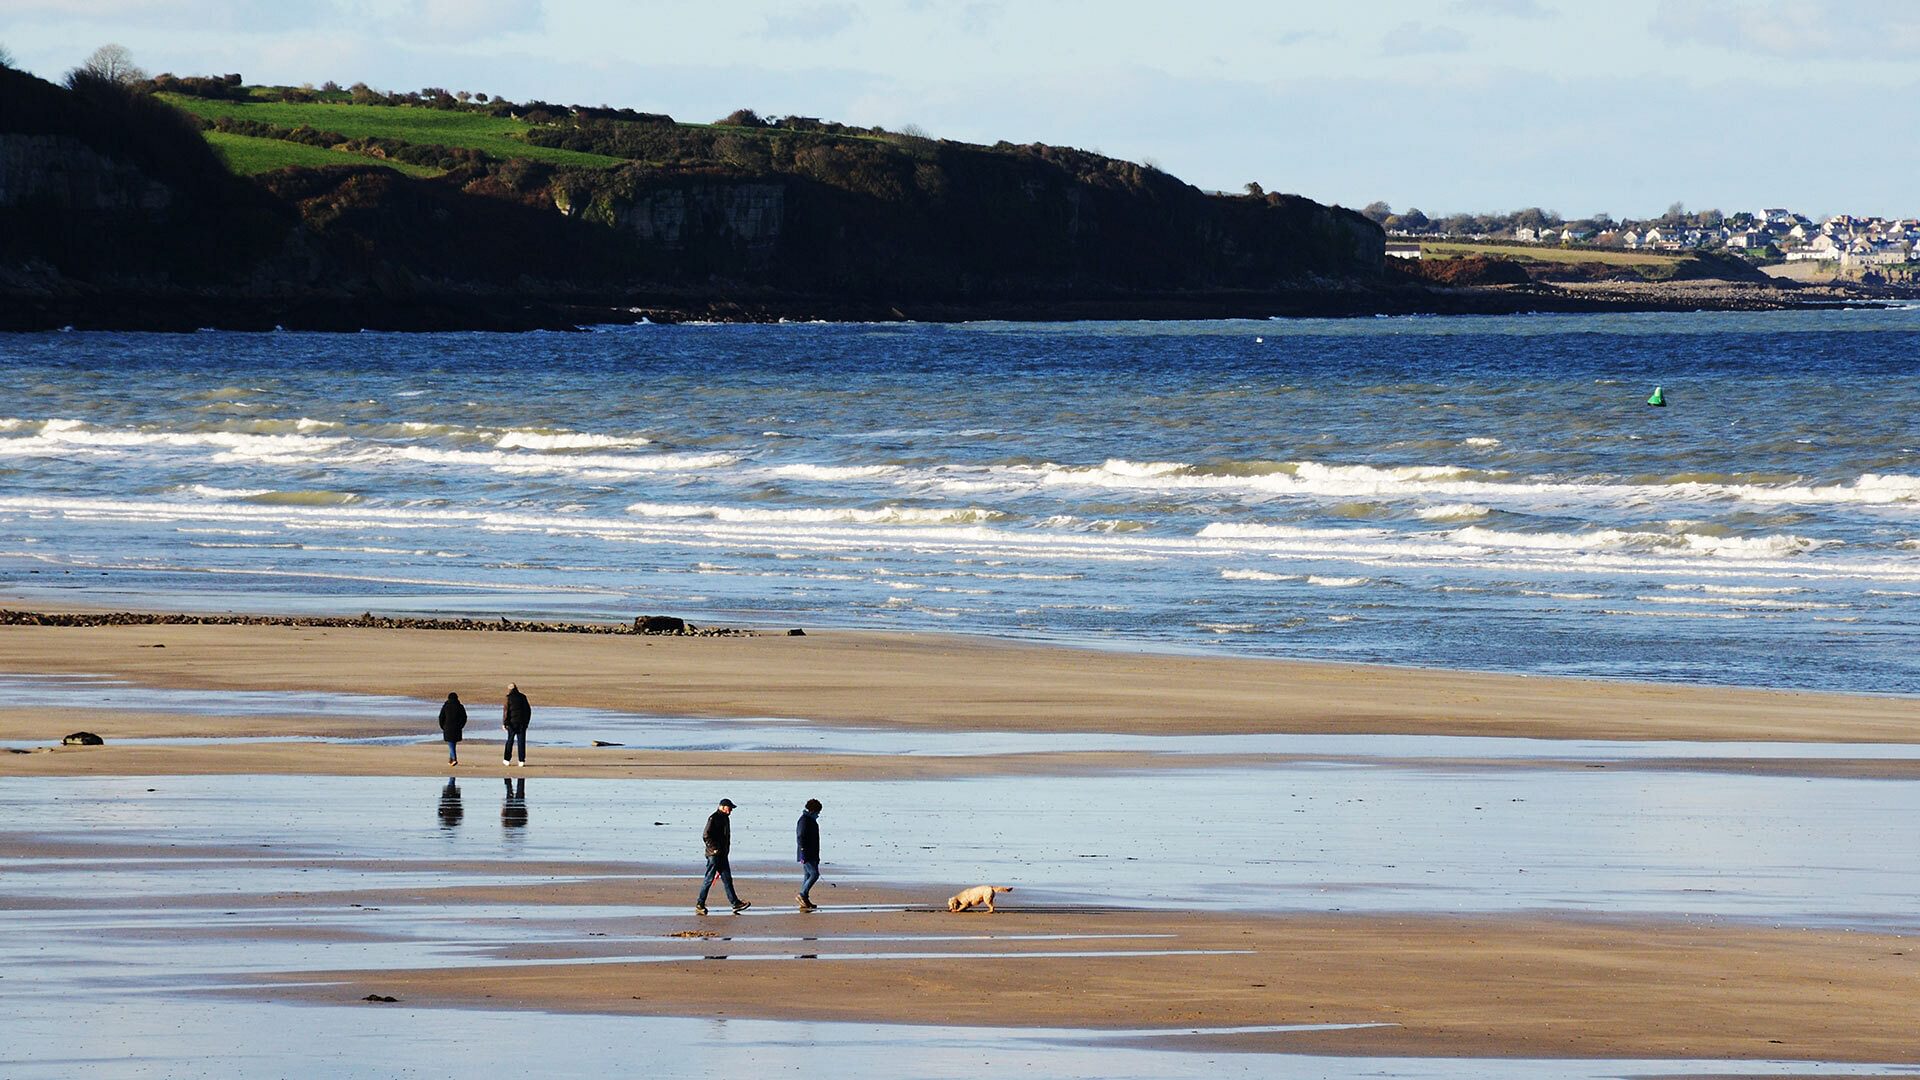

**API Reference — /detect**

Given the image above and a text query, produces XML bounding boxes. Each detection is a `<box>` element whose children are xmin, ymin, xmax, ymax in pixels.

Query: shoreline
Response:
<box><xmin>0</xmin><ymin>611</ymin><xmax>1913</xmax><ymax>742</ymax></box>
<box><xmin>2</xmin><ymin>279</ymin><xmax>1906</xmax><ymax>333</ymax></box>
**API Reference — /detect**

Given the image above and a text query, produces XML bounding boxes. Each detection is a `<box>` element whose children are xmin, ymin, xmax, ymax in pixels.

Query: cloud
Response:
<box><xmin>760</xmin><ymin>3</ymin><xmax>858</xmax><ymax>41</ymax></box>
<box><xmin>0</xmin><ymin>0</ymin><xmax>339</xmax><ymax>31</ymax></box>
<box><xmin>1453</xmin><ymin>0</ymin><xmax>1553</xmax><ymax>18</ymax></box>
<box><xmin>384</xmin><ymin>0</ymin><xmax>545</xmax><ymax>44</ymax></box>
<box><xmin>1379</xmin><ymin>22</ymin><xmax>1469</xmax><ymax>55</ymax></box>
<box><xmin>1651</xmin><ymin>0</ymin><xmax>1920</xmax><ymax>57</ymax></box>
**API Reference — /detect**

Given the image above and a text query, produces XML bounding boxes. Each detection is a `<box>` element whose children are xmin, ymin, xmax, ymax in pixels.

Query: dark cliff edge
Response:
<box><xmin>0</xmin><ymin>69</ymin><xmax>1879</xmax><ymax>332</ymax></box>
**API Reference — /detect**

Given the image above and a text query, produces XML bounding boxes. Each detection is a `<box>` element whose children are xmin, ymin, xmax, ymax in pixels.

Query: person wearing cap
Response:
<box><xmin>501</xmin><ymin>683</ymin><xmax>531</xmax><ymax>767</ymax></box>
<box><xmin>695</xmin><ymin>799</ymin><xmax>749</xmax><ymax>915</ymax></box>
<box><xmin>795</xmin><ymin>798</ymin><xmax>823</xmax><ymax>911</ymax></box>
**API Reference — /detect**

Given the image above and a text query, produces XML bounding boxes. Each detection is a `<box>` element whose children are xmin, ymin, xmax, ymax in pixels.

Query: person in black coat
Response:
<box><xmin>694</xmin><ymin>799</ymin><xmax>749</xmax><ymax>915</ymax></box>
<box><xmin>795</xmin><ymin>798</ymin><xmax>823</xmax><ymax>911</ymax></box>
<box><xmin>437</xmin><ymin>692</ymin><xmax>467</xmax><ymax>765</ymax></box>
<box><xmin>501</xmin><ymin>683</ymin><xmax>531</xmax><ymax>766</ymax></box>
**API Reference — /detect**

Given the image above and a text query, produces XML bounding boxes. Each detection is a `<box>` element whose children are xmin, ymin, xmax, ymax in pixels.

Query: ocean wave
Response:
<box><xmin>9</xmin><ymin>419</ymin><xmax>347</xmax><ymax>457</ymax></box>
<box><xmin>243</xmin><ymin>490</ymin><xmax>363</xmax><ymax>507</ymax></box>
<box><xmin>1462</xmin><ymin>437</ymin><xmax>1502</xmax><ymax>448</ymax></box>
<box><xmin>1634</xmin><ymin>595</ymin><xmax>1836</xmax><ymax>610</ymax></box>
<box><xmin>374</xmin><ymin>446</ymin><xmax>736</xmax><ymax>474</ymax></box>
<box><xmin>624</xmin><ymin>501</ymin><xmax>1006</xmax><ymax>526</ymax></box>
<box><xmin>1220</xmin><ymin>568</ymin><xmax>1299</xmax><ymax>582</ymax></box>
<box><xmin>1661</xmin><ymin>583</ymin><xmax>1804</xmax><ymax>595</ymax></box>
<box><xmin>766</xmin><ymin>463</ymin><xmax>901</xmax><ymax>481</ymax></box>
<box><xmin>1450</xmin><ymin>526</ymin><xmax>1831</xmax><ymax>559</ymax></box>
<box><xmin>1307</xmin><ymin>575</ymin><xmax>1368</xmax><ymax>587</ymax></box>
<box><xmin>1415</xmin><ymin>503</ymin><xmax>1491</xmax><ymax>522</ymax></box>
<box><xmin>1197</xmin><ymin>523</ymin><xmax>1390</xmax><ymax>541</ymax></box>
<box><xmin>494</xmin><ymin>429</ymin><xmax>651</xmax><ymax>451</ymax></box>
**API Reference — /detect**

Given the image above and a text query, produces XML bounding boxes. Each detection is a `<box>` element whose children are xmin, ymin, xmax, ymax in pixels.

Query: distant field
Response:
<box><xmin>162</xmin><ymin>95</ymin><xmax>626</xmax><ymax>169</ymax></box>
<box><xmin>203</xmin><ymin>130</ymin><xmax>439</xmax><ymax>177</ymax></box>
<box><xmin>1421</xmin><ymin>241</ymin><xmax>1681</xmax><ymax>267</ymax></box>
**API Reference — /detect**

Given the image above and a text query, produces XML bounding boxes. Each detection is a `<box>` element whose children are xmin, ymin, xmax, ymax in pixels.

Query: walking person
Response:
<box><xmin>437</xmin><ymin>691</ymin><xmax>466</xmax><ymax>765</ymax></box>
<box><xmin>796</xmin><ymin>798</ymin><xmax>823</xmax><ymax>911</ymax></box>
<box><xmin>695</xmin><ymin>798</ymin><xmax>750</xmax><ymax>915</ymax></box>
<box><xmin>501</xmin><ymin>682</ymin><xmax>530</xmax><ymax>767</ymax></box>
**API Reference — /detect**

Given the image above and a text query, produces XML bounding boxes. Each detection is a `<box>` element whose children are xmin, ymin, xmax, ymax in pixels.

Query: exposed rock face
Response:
<box><xmin>0</xmin><ymin>133</ymin><xmax>173</xmax><ymax>212</ymax></box>
<box><xmin>619</xmin><ymin>182</ymin><xmax>784</xmax><ymax>258</ymax></box>
<box><xmin>634</xmin><ymin>615</ymin><xmax>691</xmax><ymax>634</ymax></box>
<box><xmin>62</xmin><ymin>731</ymin><xmax>105</xmax><ymax>746</ymax></box>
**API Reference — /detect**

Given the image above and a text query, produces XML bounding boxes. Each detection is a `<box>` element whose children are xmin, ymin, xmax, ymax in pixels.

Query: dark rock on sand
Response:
<box><xmin>787</xmin><ymin>628</ymin><xmax>806</xmax><ymax>636</ymax></box>
<box><xmin>634</xmin><ymin>615</ymin><xmax>689</xmax><ymax>635</ymax></box>
<box><xmin>62</xmin><ymin>731</ymin><xmax>105</xmax><ymax>746</ymax></box>
<box><xmin>0</xmin><ymin>608</ymin><xmax>750</xmax><ymax>637</ymax></box>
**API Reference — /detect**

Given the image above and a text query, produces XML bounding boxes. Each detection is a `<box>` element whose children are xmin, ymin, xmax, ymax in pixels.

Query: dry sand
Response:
<box><xmin>1</xmin><ymin>620</ymin><xmax>1913</xmax><ymax>741</ymax></box>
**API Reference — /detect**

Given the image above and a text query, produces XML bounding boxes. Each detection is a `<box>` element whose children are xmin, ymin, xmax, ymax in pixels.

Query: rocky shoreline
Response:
<box><xmin>0</xmin><ymin>609</ymin><xmax>759</xmax><ymax>637</ymax></box>
<box><xmin>3</xmin><ymin>278</ymin><xmax>1908</xmax><ymax>333</ymax></box>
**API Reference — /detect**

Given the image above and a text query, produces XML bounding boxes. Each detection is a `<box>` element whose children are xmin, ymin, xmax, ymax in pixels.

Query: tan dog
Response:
<box><xmin>947</xmin><ymin>885</ymin><xmax>1012</xmax><ymax>913</ymax></box>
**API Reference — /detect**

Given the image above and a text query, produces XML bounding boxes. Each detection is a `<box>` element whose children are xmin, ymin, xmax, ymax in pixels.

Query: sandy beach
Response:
<box><xmin>4</xmin><ymin>616</ymin><xmax>1918</xmax><ymax>1072</ymax></box>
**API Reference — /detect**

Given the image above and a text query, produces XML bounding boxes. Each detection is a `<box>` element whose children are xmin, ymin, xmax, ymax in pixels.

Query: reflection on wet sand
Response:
<box><xmin>502</xmin><ymin>778</ymin><xmax>526</xmax><ymax>833</ymax></box>
<box><xmin>437</xmin><ymin>778</ymin><xmax>462</xmax><ymax>829</ymax></box>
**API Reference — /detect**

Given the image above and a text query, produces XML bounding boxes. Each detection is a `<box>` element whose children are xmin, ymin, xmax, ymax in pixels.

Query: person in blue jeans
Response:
<box><xmin>695</xmin><ymin>799</ymin><xmax>749</xmax><ymax>915</ymax></box>
<box><xmin>795</xmin><ymin>798</ymin><xmax>823</xmax><ymax>911</ymax></box>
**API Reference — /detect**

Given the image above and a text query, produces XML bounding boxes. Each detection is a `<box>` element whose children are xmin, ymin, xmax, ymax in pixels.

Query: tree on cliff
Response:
<box><xmin>77</xmin><ymin>44</ymin><xmax>146</xmax><ymax>86</ymax></box>
<box><xmin>1361</xmin><ymin>200</ymin><xmax>1393</xmax><ymax>224</ymax></box>
<box><xmin>0</xmin><ymin>44</ymin><xmax>17</xmax><ymax>70</ymax></box>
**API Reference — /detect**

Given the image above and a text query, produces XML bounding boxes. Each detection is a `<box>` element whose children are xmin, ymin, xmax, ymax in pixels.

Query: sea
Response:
<box><xmin>1</xmin><ymin>310</ymin><xmax>1916</xmax><ymax>694</ymax></box>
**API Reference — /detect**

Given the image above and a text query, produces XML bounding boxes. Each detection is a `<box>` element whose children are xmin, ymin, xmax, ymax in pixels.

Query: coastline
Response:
<box><xmin>3</xmin><ymin>278</ymin><xmax>1905</xmax><ymax>333</ymax></box>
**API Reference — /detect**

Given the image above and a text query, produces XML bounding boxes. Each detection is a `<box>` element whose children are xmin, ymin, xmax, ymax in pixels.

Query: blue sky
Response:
<box><xmin>5</xmin><ymin>0</ymin><xmax>1916</xmax><ymax>218</ymax></box>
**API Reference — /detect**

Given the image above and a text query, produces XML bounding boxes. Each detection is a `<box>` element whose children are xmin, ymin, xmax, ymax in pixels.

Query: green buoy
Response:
<box><xmin>1647</xmin><ymin>385</ymin><xmax>1667</xmax><ymax>407</ymax></box>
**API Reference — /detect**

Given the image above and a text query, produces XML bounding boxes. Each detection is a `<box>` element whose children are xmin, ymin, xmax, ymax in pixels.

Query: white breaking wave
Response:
<box><xmin>493</xmin><ymin>430</ymin><xmax>651</xmax><ymax>451</ymax></box>
<box><xmin>1220</xmin><ymin>569</ymin><xmax>1299</xmax><ymax>582</ymax></box>
<box><xmin>1449</xmin><ymin>526</ymin><xmax>1832</xmax><ymax>559</ymax></box>
<box><xmin>1462</xmin><ymin>437</ymin><xmax>1502</xmax><ymax>448</ymax></box>
<box><xmin>625</xmin><ymin>501</ymin><xmax>1005</xmax><ymax>526</ymax></box>
<box><xmin>766</xmin><ymin>463</ymin><xmax>901</xmax><ymax>481</ymax></box>
<box><xmin>1662</xmin><ymin>583</ymin><xmax>1804</xmax><ymax>595</ymax></box>
<box><xmin>1307</xmin><ymin>575</ymin><xmax>1369</xmax><ymax>587</ymax></box>
<box><xmin>372</xmin><ymin>446</ymin><xmax>736</xmax><ymax>474</ymax></box>
<box><xmin>1415</xmin><ymin>503</ymin><xmax>1491</xmax><ymax>522</ymax></box>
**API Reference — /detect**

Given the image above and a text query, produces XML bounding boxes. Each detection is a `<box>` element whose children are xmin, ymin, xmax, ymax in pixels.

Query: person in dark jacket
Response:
<box><xmin>437</xmin><ymin>692</ymin><xmax>467</xmax><ymax>765</ymax></box>
<box><xmin>795</xmin><ymin>798</ymin><xmax>823</xmax><ymax>911</ymax></box>
<box><xmin>694</xmin><ymin>798</ymin><xmax>749</xmax><ymax>915</ymax></box>
<box><xmin>501</xmin><ymin>683</ymin><xmax>531</xmax><ymax>766</ymax></box>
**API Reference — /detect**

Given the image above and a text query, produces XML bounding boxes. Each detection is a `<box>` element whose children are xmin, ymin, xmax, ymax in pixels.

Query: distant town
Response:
<box><xmin>1363</xmin><ymin>201</ymin><xmax>1917</xmax><ymax>278</ymax></box>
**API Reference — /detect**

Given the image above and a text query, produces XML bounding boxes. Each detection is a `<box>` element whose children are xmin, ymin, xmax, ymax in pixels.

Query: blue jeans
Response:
<box><xmin>502</xmin><ymin>729</ymin><xmax>525</xmax><ymax>762</ymax></box>
<box><xmin>696</xmin><ymin>855</ymin><xmax>739</xmax><ymax>907</ymax></box>
<box><xmin>799</xmin><ymin>861</ymin><xmax>820</xmax><ymax>902</ymax></box>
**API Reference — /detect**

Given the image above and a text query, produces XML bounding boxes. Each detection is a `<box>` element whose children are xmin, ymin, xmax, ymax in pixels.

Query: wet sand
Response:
<box><xmin>1</xmin><ymin>620</ymin><xmax>1913</xmax><ymax>741</ymax></box>
<box><xmin>5</xmin><ymin>617</ymin><xmax>1919</xmax><ymax>1070</ymax></box>
<box><xmin>247</xmin><ymin>901</ymin><xmax>1920</xmax><ymax>1063</ymax></box>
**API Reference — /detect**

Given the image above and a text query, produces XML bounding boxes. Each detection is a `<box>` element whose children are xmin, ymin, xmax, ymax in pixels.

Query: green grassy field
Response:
<box><xmin>1421</xmin><ymin>240</ymin><xmax>1681</xmax><ymax>267</ymax></box>
<box><xmin>203</xmin><ymin>130</ymin><xmax>440</xmax><ymax>177</ymax></box>
<box><xmin>163</xmin><ymin>95</ymin><xmax>626</xmax><ymax>169</ymax></box>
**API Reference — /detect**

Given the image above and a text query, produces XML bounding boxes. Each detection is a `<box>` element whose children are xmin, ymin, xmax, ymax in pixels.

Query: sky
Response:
<box><xmin>4</xmin><ymin>0</ymin><xmax>1917</xmax><ymax>219</ymax></box>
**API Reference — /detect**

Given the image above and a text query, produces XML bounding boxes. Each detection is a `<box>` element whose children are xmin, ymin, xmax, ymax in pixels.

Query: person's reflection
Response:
<box><xmin>502</xmin><ymin>777</ymin><xmax>527</xmax><ymax>833</ymax></box>
<box><xmin>437</xmin><ymin>777</ymin><xmax>463</xmax><ymax>829</ymax></box>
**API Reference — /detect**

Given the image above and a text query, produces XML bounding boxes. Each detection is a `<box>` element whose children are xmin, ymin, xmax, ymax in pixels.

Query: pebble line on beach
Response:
<box><xmin>0</xmin><ymin>609</ymin><xmax>755</xmax><ymax>636</ymax></box>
